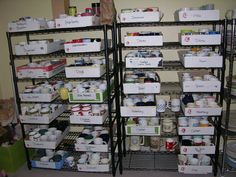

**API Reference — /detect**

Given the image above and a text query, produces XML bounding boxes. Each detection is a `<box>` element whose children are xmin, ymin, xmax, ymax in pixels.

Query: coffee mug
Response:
<box><xmin>156</xmin><ymin>99</ymin><xmax>166</xmax><ymax>112</ymax></box>
<box><xmin>170</xmin><ymin>98</ymin><xmax>180</xmax><ymax>112</ymax></box>
<box><xmin>130</xmin><ymin>136</ymin><xmax>144</xmax><ymax>151</ymax></box>
<box><xmin>162</xmin><ymin>119</ymin><xmax>175</xmax><ymax>133</ymax></box>
<box><xmin>150</xmin><ymin>136</ymin><xmax>161</xmax><ymax>151</ymax></box>
<box><xmin>165</xmin><ymin>138</ymin><xmax>177</xmax><ymax>151</ymax></box>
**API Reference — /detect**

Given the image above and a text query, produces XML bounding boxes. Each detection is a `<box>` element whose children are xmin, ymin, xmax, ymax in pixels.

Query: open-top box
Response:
<box><xmin>65</xmin><ymin>64</ymin><xmax>105</xmax><ymax>78</ymax></box>
<box><xmin>8</xmin><ymin>18</ymin><xmax>48</xmax><ymax>32</ymax></box>
<box><xmin>178</xmin><ymin>71</ymin><xmax>221</xmax><ymax>92</ymax></box>
<box><xmin>174</xmin><ymin>9</ymin><xmax>220</xmax><ymax>21</ymax></box>
<box><xmin>20</xmin><ymin>104</ymin><xmax>67</xmax><ymax>124</ymax></box>
<box><xmin>120</xmin><ymin>11</ymin><xmax>162</xmax><ymax>23</ymax></box>
<box><xmin>179</xmin><ymin>33</ymin><xmax>221</xmax><ymax>45</ymax></box>
<box><xmin>15</xmin><ymin>40</ymin><xmax>65</xmax><ymax>55</ymax></box>
<box><xmin>24</xmin><ymin>127</ymin><xmax>69</xmax><ymax>149</ymax></box>
<box><xmin>178</xmin><ymin>50</ymin><xmax>223</xmax><ymax>68</ymax></box>
<box><xmin>17</xmin><ymin>59</ymin><xmax>66</xmax><ymax>78</ymax></box>
<box><xmin>55</xmin><ymin>15</ymin><xmax>99</xmax><ymax>28</ymax></box>
<box><xmin>124</xmin><ymin>34</ymin><xmax>163</xmax><ymax>46</ymax></box>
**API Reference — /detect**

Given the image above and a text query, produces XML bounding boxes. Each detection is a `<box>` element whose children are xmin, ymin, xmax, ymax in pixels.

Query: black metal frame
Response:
<box><xmin>220</xmin><ymin>18</ymin><xmax>236</xmax><ymax>176</ymax></box>
<box><xmin>117</xmin><ymin>20</ymin><xmax>225</xmax><ymax>175</ymax></box>
<box><xmin>6</xmin><ymin>22</ymin><xmax>122</xmax><ymax>176</ymax></box>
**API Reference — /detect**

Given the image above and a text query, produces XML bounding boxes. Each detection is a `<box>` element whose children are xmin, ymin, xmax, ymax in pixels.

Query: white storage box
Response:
<box><xmin>17</xmin><ymin>59</ymin><xmax>66</xmax><ymax>78</ymax></box>
<box><xmin>77</xmin><ymin>163</ymin><xmax>109</xmax><ymax>172</ymax></box>
<box><xmin>181</xmin><ymin>103</ymin><xmax>222</xmax><ymax>116</ymax></box>
<box><xmin>75</xmin><ymin>141</ymin><xmax>109</xmax><ymax>152</ymax></box>
<box><xmin>20</xmin><ymin>91</ymin><xmax>58</xmax><ymax>102</ymax></box>
<box><xmin>55</xmin><ymin>16</ymin><xmax>99</xmax><ymax>28</ymax></box>
<box><xmin>180</xmin><ymin>145</ymin><xmax>215</xmax><ymax>154</ymax></box>
<box><xmin>31</xmin><ymin>159</ymin><xmax>64</xmax><ymax>169</ymax></box>
<box><xmin>123</xmin><ymin>82</ymin><xmax>160</xmax><ymax>94</ymax></box>
<box><xmin>8</xmin><ymin>18</ymin><xmax>48</xmax><ymax>32</ymax></box>
<box><xmin>178</xmin><ymin>72</ymin><xmax>221</xmax><ymax>92</ymax></box>
<box><xmin>174</xmin><ymin>10</ymin><xmax>220</xmax><ymax>21</ymax></box>
<box><xmin>19</xmin><ymin>105</ymin><xmax>67</xmax><ymax>124</ymax></box>
<box><xmin>120</xmin><ymin>106</ymin><xmax>156</xmax><ymax>117</ymax></box>
<box><xmin>70</xmin><ymin>111</ymin><xmax>108</xmax><ymax>125</ymax></box>
<box><xmin>178</xmin><ymin>126</ymin><xmax>214</xmax><ymax>135</ymax></box>
<box><xmin>178</xmin><ymin>165</ymin><xmax>212</xmax><ymax>174</ymax></box>
<box><xmin>180</xmin><ymin>34</ymin><xmax>221</xmax><ymax>45</ymax></box>
<box><xmin>178</xmin><ymin>50</ymin><xmax>223</xmax><ymax>68</ymax></box>
<box><xmin>125</xmin><ymin>56</ymin><xmax>163</xmax><ymax>68</ymax></box>
<box><xmin>120</xmin><ymin>11</ymin><xmax>162</xmax><ymax>23</ymax></box>
<box><xmin>125</xmin><ymin>125</ymin><xmax>161</xmax><ymax>136</ymax></box>
<box><xmin>124</xmin><ymin>35</ymin><xmax>163</xmax><ymax>46</ymax></box>
<box><xmin>24</xmin><ymin>127</ymin><xmax>69</xmax><ymax>149</ymax></box>
<box><xmin>64</xmin><ymin>40</ymin><xmax>106</xmax><ymax>53</ymax></box>
<box><xmin>15</xmin><ymin>40</ymin><xmax>65</xmax><ymax>55</ymax></box>
<box><xmin>65</xmin><ymin>64</ymin><xmax>105</xmax><ymax>78</ymax></box>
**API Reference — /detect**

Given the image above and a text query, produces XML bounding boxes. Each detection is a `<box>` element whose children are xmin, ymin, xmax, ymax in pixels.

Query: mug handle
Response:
<box><xmin>140</xmin><ymin>136</ymin><xmax>145</xmax><ymax>146</ymax></box>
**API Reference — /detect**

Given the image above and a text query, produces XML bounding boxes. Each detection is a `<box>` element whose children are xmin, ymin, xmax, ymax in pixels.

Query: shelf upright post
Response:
<box><xmin>112</xmin><ymin>22</ymin><xmax>123</xmax><ymax>175</ymax></box>
<box><xmin>103</xmin><ymin>24</ymin><xmax>116</xmax><ymax>176</ymax></box>
<box><xmin>117</xmin><ymin>24</ymin><xmax>126</xmax><ymax>157</ymax></box>
<box><xmin>221</xmin><ymin>18</ymin><xmax>236</xmax><ymax>176</ymax></box>
<box><xmin>6</xmin><ymin>32</ymin><xmax>32</xmax><ymax>170</ymax></box>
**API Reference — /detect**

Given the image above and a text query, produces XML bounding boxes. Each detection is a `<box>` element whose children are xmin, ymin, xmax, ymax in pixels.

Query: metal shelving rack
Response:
<box><xmin>117</xmin><ymin>20</ymin><xmax>225</xmax><ymax>175</ymax></box>
<box><xmin>6</xmin><ymin>22</ymin><xmax>122</xmax><ymax>176</ymax></box>
<box><xmin>220</xmin><ymin>18</ymin><xmax>236</xmax><ymax>176</ymax></box>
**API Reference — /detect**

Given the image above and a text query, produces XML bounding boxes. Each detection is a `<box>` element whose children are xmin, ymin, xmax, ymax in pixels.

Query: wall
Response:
<box><xmin>0</xmin><ymin>0</ymin><xmax>236</xmax><ymax>98</ymax></box>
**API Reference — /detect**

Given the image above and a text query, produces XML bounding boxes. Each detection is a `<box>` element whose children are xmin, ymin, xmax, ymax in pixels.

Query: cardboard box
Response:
<box><xmin>0</xmin><ymin>140</ymin><xmax>27</xmax><ymax>172</ymax></box>
<box><xmin>19</xmin><ymin>105</ymin><xmax>67</xmax><ymax>124</ymax></box>
<box><xmin>17</xmin><ymin>59</ymin><xmax>66</xmax><ymax>78</ymax></box>
<box><xmin>68</xmin><ymin>89</ymin><xmax>108</xmax><ymax>103</ymax></box>
<box><xmin>77</xmin><ymin>163</ymin><xmax>109</xmax><ymax>172</ymax></box>
<box><xmin>178</xmin><ymin>165</ymin><xmax>212</xmax><ymax>174</ymax></box>
<box><xmin>24</xmin><ymin>127</ymin><xmax>69</xmax><ymax>149</ymax></box>
<box><xmin>123</xmin><ymin>82</ymin><xmax>160</xmax><ymax>94</ymax></box>
<box><xmin>174</xmin><ymin>10</ymin><xmax>220</xmax><ymax>21</ymax></box>
<box><xmin>20</xmin><ymin>91</ymin><xmax>58</xmax><ymax>102</ymax></box>
<box><xmin>0</xmin><ymin>98</ymin><xmax>15</xmax><ymax>126</ymax></box>
<box><xmin>64</xmin><ymin>40</ymin><xmax>104</xmax><ymax>53</ymax></box>
<box><xmin>181</xmin><ymin>103</ymin><xmax>222</xmax><ymax>116</ymax></box>
<box><xmin>180</xmin><ymin>145</ymin><xmax>215</xmax><ymax>154</ymax></box>
<box><xmin>15</xmin><ymin>40</ymin><xmax>65</xmax><ymax>55</ymax></box>
<box><xmin>178</xmin><ymin>71</ymin><xmax>221</xmax><ymax>92</ymax></box>
<box><xmin>125</xmin><ymin>56</ymin><xmax>163</xmax><ymax>68</ymax></box>
<box><xmin>180</xmin><ymin>33</ymin><xmax>221</xmax><ymax>45</ymax></box>
<box><xmin>55</xmin><ymin>16</ymin><xmax>100</xmax><ymax>28</ymax></box>
<box><xmin>51</xmin><ymin>0</ymin><xmax>69</xmax><ymax>19</ymax></box>
<box><xmin>120</xmin><ymin>106</ymin><xmax>156</xmax><ymax>117</ymax></box>
<box><xmin>178</xmin><ymin>50</ymin><xmax>223</xmax><ymax>68</ymax></box>
<box><xmin>178</xmin><ymin>126</ymin><xmax>214</xmax><ymax>135</ymax></box>
<box><xmin>70</xmin><ymin>111</ymin><xmax>108</xmax><ymax>125</ymax></box>
<box><xmin>75</xmin><ymin>141</ymin><xmax>109</xmax><ymax>152</ymax></box>
<box><xmin>31</xmin><ymin>159</ymin><xmax>64</xmax><ymax>169</ymax></box>
<box><xmin>120</xmin><ymin>11</ymin><xmax>161</xmax><ymax>23</ymax></box>
<box><xmin>124</xmin><ymin>35</ymin><xmax>163</xmax><ymax>46</ymax></box>
<box><xmin>8</xmin><ymin>19</ymin><xmax>48</xmax><ymax>32</ymax></box>
<box><xmin>65</xmin><ymin>64</ymin><xmax>106</xmax><ymax>78</ymax></box>
<box><xmin>125</xmin><ymin>125</ymin><xmax>161</xmax><ymax>136</ymax></box>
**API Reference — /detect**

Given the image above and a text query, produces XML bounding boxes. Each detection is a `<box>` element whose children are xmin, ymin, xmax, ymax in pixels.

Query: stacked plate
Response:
<box><xmin>226</xmin><ymin>141</ymin><xmax>236</xmax><ymax>168</ymax></box>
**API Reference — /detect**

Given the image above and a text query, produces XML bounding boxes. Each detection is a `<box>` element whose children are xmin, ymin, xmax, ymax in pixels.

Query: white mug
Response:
<box><xmin>156</xmin><ymin>99</ymin><xmax>166</xmax><ymax>113</ymax></box>
<box><xmin>170</xmin><ymin>98</ymin><xmax>180</xmax><ymax>112</ymax></box>
<box><xmin>130</xmin><ymin>136</ymin><xmax>144</xmax><ymax>151</ymax></box>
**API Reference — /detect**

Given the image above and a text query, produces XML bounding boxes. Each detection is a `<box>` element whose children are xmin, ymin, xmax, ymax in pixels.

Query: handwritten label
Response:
<box><xmin>74</xmin><ymin>93</ymin><xmax>96</xmax><ymax>100</ymax></box>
